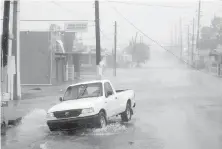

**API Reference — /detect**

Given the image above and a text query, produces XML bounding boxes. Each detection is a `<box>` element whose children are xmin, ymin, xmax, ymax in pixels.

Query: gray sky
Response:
<box><xmin>1</xmin><ymin>0</ymin><xmax>222</xmax><ymax>51</ymax></box>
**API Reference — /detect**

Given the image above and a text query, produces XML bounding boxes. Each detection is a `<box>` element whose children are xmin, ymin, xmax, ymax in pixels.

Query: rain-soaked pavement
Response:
<box><xmin>1</xmin><ymin>50</ymin><xmax>222</xmax><ymax>149</ymax></box>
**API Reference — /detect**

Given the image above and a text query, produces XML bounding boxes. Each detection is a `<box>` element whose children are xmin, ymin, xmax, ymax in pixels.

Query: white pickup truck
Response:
<box><xmin>46</xmin><ymin>80</ymin><xmax>136</xmax><ymax>131</ymax></box>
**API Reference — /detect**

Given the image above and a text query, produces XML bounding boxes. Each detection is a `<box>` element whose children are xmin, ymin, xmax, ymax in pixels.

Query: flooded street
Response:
<box><xmin>1</xmin><ymin>50</ymin><xmax>222</xmax><ymax>149</ymax></box>
<box><xmin>1</xmin><ymin>0</ymin><xmax>222</xmax><ymax>148</ymax></box>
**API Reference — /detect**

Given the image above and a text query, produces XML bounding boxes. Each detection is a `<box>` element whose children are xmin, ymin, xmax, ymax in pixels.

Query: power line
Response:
<box><xmin>17</xmin><ymin>2</ymin><xmax>96</xmax><ymax>22</ymax></box>
<box><xmin>19</xmin><ymin>19</ymin><xmax>94</xmax><ymax>22</ymax></box>
<box><xmin>49</xmin><ymin>1</ymin><xmax>115</xmax><ymax>48</ymax></box>
<box><xmin>50</xmin><ymin>1</ymin><xmax>74</xmax><ymax>17</ymax></box>
<box><xmin>100</xmin><ymin>29</ymin><xmax>112</xmax><ymax>40</ymax></box>
<box><xmin>106</xmin><ymin>1</ymin><xmax>217</xmax><ymax>75</ymax></box>
<box><xmin>48</xmin><ymin>1</ymin><xmax>92</xmax><ymax>4</ymax></box>
<box><xmin>106</xmin><ymin>1</ymin><xmax>194</xmax><ymax>9</ymax></box>
<box><xmin>49</xmin><ymin>1</ymin><xmax>94</xmax><ymax>22</ymax></box>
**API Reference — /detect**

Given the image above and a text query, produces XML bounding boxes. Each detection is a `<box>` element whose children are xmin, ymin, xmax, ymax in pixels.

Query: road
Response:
<box><xmin>1</xmin><ymin>50</ymin><xmax>222</xmax><ymax>149</ymax></box>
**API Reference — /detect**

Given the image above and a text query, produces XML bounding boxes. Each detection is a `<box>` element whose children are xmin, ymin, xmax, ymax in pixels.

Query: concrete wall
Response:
<box><xmin>20</xmin><ymin>32</ymin><xmax>51</xmax><ymax>84</ymax></box>
<box><xmin>1</xmin><ymin>67</ymin><xmax>7</xmax><ymax>93</ymax></box>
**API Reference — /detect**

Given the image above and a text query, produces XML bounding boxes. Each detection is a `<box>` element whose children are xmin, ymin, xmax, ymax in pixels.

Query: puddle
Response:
<box><xmin>2</xmin><ymin>109</ymin><xmax>134</xmax><ymax>149</ymax></box>
<box><xmin>47</xmin><ymin>122</ymin><xmax>129</xmax><ymax>137</ymax></box>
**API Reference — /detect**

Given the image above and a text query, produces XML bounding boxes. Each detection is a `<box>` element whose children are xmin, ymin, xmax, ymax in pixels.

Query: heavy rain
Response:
<box><xmin>1</xmin><ymin>0</ymin><xmax>222</xmax><ymax>149</ymax></box>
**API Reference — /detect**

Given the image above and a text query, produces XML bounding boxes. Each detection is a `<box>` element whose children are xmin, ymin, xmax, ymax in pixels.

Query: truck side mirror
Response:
<box><xmin>59</xmin><ymin>96</ymin><xmax>63</xmax><ymax>102</ymax></box>
<box><xmin>106</xmin><ymin>91</ymin><xmax>113</xmax><ymax>97</ymax></box>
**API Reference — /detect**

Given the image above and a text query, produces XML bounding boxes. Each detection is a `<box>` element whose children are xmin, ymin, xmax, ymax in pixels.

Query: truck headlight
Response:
<box><xmin>46</xmin><ymin>112</ymin><xmax>55</xmax><ymax>119</ymax></box>
<box><xmin>81</xmin><ymin>108</ymin><xmax>94</xmax><ymax>114</ymax></box>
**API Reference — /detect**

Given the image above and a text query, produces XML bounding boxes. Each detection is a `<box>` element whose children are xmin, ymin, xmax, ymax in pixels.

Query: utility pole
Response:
<box><xmin>140</xmin><ymin>36</ymin><xmax>143</xmax><ymax>43</ymax></box>
<box><xmin>191</xmin><ymin>18</ymin><xmax>195</xmax><ymax>65</ymax></box>
<box><xmin>95</xmin><ymin>0</ymin><xmax>101</xmax><ymax>77</ymax></box>
<box><xmin>1</xmin><ymin>1</ymin><xmax>10</xmax><ymax>68</ymax></box>
<box><xmin>179</xmin><ymin>18</ymin><xmax>183</xmax><ymax>60</ymax></box>
<box><xmin>12</xmin><ymin>0</ymin><xmax>21</xmax><ymax>100</ymax></box>
<box><xmin>187</xmin><ymin>25</ymin><xmax>190</xmax><ymax>57</ymax></box>
<box><xmin>134</xmin><ymin>32</ymin><xmax>138</xmax><ymax>44</ymax></box>
<box><xmin>175</xmin><ymin>24</ymin><xmax>177</xmax><ymax>46</ymax></box>
<box><xmin>196</xmin><ymin>0</ymin><xmax>201</xmax><ymax>55</ymax></box>
<box><xmin>113</xmin><ymin>21</ymin><xmax>117</xmax><ymax>76</ymax></box>
<box><xmin>1</xmin><ymin>0</ymin><xmax>11</xmax><ymax>101</ymax></box>
<box><xmin>171</xmin><ymin>27</ymin><xmax>173</xmax><ymax>48</ymax></box>
<box><xmin>0</xmin><ymin>35</ymin><xmax>0</xmax><ymax>100</ymax></box>
<box><xmin>132</xmin><ymin>32</ymin><xmax>138</xmax><ymax>62</ymax></box>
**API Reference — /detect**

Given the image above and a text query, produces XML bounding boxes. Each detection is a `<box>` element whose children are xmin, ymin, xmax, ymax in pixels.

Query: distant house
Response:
<box><xmin>209</xmin><ymin>45</ymin><xmax>222</xmax><ymax>76</ymax></box>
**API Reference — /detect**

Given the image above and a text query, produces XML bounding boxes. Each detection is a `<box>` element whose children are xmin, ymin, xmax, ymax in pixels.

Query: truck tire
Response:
<box><xmin>96</xmin><ymin>111</ymin><xmax>107</xmax><ymax>128</ymax></box>
<box><xmin>48</xmin><ymin>126</ymin><xmax>57</xmax><ymax>132</ymax></box>
<box><xmin>121</xmin><ymin>102</ymin><xmax>132</xmax><ymax>122</ymax></box>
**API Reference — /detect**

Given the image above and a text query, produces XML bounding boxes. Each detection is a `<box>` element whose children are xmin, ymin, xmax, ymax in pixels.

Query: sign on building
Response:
<box><xmin>64</xmin><ymin>22</ymin><xmax>88</xmax><ymax>32</ymax></box>
<box><xmin>1</xmin><ymin>101</ymin><xmax>8</xmax><ymax>107</ymax></box>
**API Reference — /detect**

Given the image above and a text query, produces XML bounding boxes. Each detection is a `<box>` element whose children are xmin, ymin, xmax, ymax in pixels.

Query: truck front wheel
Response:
<box><xmin>121</xmin><ymin>102</ymin><xmax>132</xmax><ymax>122</ymax></box>
<box><xmin>96</xmin><ymin>111</ymin><xmax>107</xmax><ymax>128</ymax></box>
<box><xmin>48</xmin><ymin>126</ymin><xmax>57</xmax><ymax>132</ymax></box>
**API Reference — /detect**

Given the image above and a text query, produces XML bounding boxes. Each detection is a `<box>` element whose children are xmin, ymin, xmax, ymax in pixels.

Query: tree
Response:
<box><xmin>211</xmin><ymin>16</ymin><xmax>222</xmax><ymax>45</ymax></box>
<box><xmin>124</xmin><ymin>42</ymin><xmax>150</xmax><ymax>64</ymax></box>
<box><xmin>199</xmin><ymin>16</ymin><xmax>222</xmax><ymax>50</ymax></box>
<box><xmin>199</xmin><ymin>26</ymin><xmax>217</xmax><ymax>49</ymax></box>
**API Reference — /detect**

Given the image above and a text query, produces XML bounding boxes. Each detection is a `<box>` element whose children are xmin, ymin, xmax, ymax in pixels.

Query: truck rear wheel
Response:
<box><xmin>121</xmin><ymin>102</ymin><xmax>132</xmax><ymax>122</ymax></box>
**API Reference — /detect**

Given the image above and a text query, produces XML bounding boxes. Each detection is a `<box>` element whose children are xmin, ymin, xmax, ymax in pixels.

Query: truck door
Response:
<box><xmin>104</xmin><ymin>82</ymin><xmax>118</xmax><ymax>117</ymax></box>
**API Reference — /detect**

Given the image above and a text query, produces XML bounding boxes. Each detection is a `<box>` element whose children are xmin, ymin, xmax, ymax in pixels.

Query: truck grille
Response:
<box><xmin>53</xmin><ymin>109</ymin><xmax>82</xmax><ymax>119</ymax></box>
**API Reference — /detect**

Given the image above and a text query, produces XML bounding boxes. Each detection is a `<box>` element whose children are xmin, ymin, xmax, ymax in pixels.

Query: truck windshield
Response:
<box><xmin>63</xmin><ymin>83</ymin><xmax>103</xmax><ymax>101</ymax></box>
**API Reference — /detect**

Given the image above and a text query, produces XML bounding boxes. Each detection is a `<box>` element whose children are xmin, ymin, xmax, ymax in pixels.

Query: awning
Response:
<box><xmin>209</xmin><ymin>49</ymin><xmax>222</xmax><ymax>56</ymax></box>
<box><xmin>56</xmin><ymin>40</ymin><xmax>65</xmax><ymax>53</ymax></box>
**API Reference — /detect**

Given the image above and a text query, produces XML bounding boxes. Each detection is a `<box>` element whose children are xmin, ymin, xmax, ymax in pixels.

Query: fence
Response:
<box><xmin>209</xmin><ymin>63</ymin><xmax>222</xmax><ymax>77</ymax></box>
<box><xmin>210</xmin><ymin>64</ymin><xmax>218</xmax><ymax>75</ymax></box>
<box><xmin>219</xmin><ymin>64</ymin><xmax>222</xmax><ymax>77</ymax></box>
<box><xmin>64</xmin><ymin>65</ymin><xmax>74</xmax><ymax>81</ymax></box>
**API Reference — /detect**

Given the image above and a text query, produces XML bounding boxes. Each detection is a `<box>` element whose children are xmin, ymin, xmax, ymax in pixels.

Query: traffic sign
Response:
<box><xmin>64</xmin><ymin>22</ymin><xmax>88</xmax><ymax>32</ymax></box>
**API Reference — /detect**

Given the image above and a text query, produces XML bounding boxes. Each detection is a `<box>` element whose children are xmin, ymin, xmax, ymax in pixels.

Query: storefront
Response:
<box><xmin>209</xmin><ymin>48</ymin><xmax>222</xmax><ymax>77</ymax></box>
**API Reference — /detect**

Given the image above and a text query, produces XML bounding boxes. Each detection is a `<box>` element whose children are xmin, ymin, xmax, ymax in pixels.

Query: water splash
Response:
<box><xmin>85</xmin><ymin>123</ymin><xmax>127</xmax><ymax>136</ymax></box>
<box><xmin>40</xmin><ymin>142</ymin><xmax>49</xmax><ymax>149</ymax></box>
<box><xmin>18</xmin><ymin>109</ymin><xmax>47</xmax><ymax>134</ymax></box>
<box><xmin>2</xmin><ymin>109</ymin><xmax>49</xmax><ymax>149</ymax></box>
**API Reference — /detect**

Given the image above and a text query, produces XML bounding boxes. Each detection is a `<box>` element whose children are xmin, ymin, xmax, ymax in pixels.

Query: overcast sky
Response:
<box><xmin>1</xmin><ymin>0</ymin><xmax>222</xmax><ymax>51</ymax></box>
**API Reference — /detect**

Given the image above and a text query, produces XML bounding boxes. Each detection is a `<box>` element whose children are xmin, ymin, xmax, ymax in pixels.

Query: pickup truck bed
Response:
<box><xmin>115</xmin><ymin>89</ymin><xmax>129</xmax><ymax>93</ymax></box>
<box><xmin>115</xmin><ymin>89</ymin><xmax>135</xmax><ymax>108</ymax></box>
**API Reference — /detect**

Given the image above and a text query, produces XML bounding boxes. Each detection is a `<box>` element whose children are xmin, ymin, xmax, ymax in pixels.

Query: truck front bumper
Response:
<box><xmin>47</xmin><ymin>114</ymin><xmax>99</xmax><ymax>131</ymax></box>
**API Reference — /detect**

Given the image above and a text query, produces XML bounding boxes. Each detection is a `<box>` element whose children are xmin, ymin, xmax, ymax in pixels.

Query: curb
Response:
<box><xmin>1</xmin><ymin>117</ymin><xmax>22</xmax><ymax>136</ymax></box>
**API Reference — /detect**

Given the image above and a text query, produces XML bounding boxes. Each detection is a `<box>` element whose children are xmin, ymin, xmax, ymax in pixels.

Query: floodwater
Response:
<box><xmin>2</xmin><ymin>50</ymin><xmax>222</xmax><ymax>149</ymax></box>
